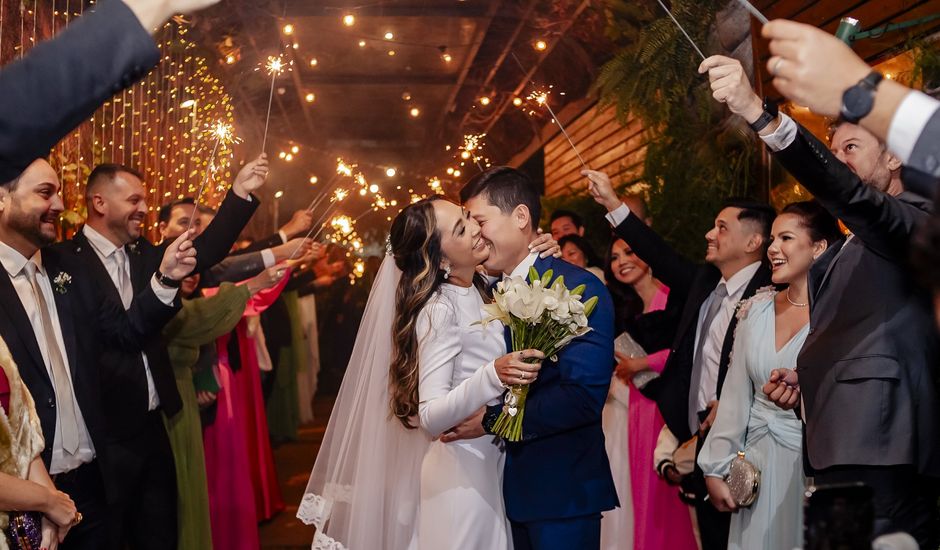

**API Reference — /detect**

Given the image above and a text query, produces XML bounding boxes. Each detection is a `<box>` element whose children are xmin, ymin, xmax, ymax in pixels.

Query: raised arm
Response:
<box><xmin>584</xmin><ymin>170</ymin><xmax>698</xmax><ymax>294</ymax></box>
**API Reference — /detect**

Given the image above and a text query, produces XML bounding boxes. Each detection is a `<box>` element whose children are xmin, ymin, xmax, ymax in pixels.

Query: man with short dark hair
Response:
<box><xmin>53</xmin><ymin>155</ymin><xmax>268</xmax><ymax>550</ymax></box>
<box><xmin>549</xmin><ymin>209</ymin><xmax>584</xmax><ymax>240</ymax></box>
<box><xmin>0</xmin><ymin>158</ymin><xmax>196</xmax><ymax>549</ymax></box>
<box><xmin>454</xmin><ymin>166</ymin><xmax>617</xmax><ymax>550</ymax></box>
<box><xmin>702</xmin><ymin>53</ymin><xmax>940</xmax><ymax>546</ymax></box>
<box><xmin>586</xmin><ymin>169</ymin><xmax>773</xmax><ymax>550</ymax></box>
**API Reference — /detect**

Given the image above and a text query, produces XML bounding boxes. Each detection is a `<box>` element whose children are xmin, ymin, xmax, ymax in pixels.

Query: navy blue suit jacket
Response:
<box><xmin>486</xmin><ymin>256</ymin><xmax>619</xmax><ymax>522</ymax></box>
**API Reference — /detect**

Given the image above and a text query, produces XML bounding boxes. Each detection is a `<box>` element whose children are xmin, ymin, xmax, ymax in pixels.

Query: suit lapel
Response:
<box><xmin>0</xmin><ymin>263</ymin><xmax>52</xmax><ymax>388</ymax></box>
<box><xmin>73</xmin><ymin>229</ymin><xmax>125</xmax><ymax>306</ymax></box>
<box><xmin>44</xmin><ymin>253</ymin><xmax>81</xmax><ymax>385</ymax></box>
<box><xmin>809</xmin><ymin>237</ymin><xmax>846</xmax><ymax>303</ymax></box>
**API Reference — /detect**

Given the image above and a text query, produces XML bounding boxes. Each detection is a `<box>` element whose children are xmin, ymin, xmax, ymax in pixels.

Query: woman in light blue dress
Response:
<box><xmin>699</xmin><ymin>201</ymin><xmax>842</xmax><ymax>550</ymax></box>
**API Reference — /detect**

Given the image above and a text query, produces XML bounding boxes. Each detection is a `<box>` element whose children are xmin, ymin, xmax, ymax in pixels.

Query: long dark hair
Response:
<box><xmin>388</xmin><ymin>197</ymin><xmax>448</xmax><ymax>429</ymax></box>
<box><xmin>604</xmin><ymin>236</ymin><xmax>644</xmax><ymax>335</ymax></box>
<box><xmin>558</xmin><ymin>234</ymin><xmax>602</xmax><ymax>268</ymax></box>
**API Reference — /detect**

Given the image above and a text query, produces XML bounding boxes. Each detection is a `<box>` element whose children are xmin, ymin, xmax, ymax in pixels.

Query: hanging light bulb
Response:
<box><xmin>283</xmin><ymin>24</ymin><xmax>294</xmax><ymax>35</ymax></box>
<box><xmin>343</xmin><ymin>14</ymin><xmax>355</xmax><ymax>26</ymax></box>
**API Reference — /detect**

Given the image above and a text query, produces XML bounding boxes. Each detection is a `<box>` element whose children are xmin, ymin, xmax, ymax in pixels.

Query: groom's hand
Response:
<box><xmin>439</xmin><ymin>408</ymin><xmax>485</xmax><ymax>443</ymax></box>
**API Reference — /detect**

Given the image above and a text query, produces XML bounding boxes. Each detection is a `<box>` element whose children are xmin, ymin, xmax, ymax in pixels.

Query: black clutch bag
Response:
<box><xmin>5</xmin><ymin>511</ymin><xmax>42</xmax><ymax>550</ymax></box>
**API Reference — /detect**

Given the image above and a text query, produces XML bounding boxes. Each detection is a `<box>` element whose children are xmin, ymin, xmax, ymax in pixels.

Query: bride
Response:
<box><xmin>298</xmin><ymin>196</ymin><xmax>553</xmax><ymax>550</ymax></box>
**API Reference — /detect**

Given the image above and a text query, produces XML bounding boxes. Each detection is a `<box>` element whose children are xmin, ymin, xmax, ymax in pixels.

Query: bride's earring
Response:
<box><xmin>443</xmin><ymin>264</ymin><xmax>451</xmax><ymax>279</ymax></box>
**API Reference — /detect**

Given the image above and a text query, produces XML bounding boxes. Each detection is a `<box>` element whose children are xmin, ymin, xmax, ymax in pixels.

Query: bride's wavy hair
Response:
<box><xmin>388</xmin><ymin>196</ymin><xmax>448</xmax><ymax>428</ymax></box>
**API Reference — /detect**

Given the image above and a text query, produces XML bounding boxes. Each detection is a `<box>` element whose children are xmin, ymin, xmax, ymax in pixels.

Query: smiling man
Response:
<box><xmin>585</xmin><ymin>169</ymin><xmax>774</xmax><ymax>550</ymax></box>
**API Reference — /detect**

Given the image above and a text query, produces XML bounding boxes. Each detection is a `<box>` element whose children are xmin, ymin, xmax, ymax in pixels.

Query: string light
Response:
<box><xmin>534</xmin><ymin>39</ymin><xmax>548</xmax><ymax>51</ymax></box>
<box><xmin>358</xmin><ymin>39</ymin><xmax>366</xmax><ymax>48</ymax></box>
<box><xmin>283</xmin><ymin>24</ymin><xmax>294</xmax><ymax>35</ymax></box>
<box><xmin>309</xmin><ymin>58</ymin><xmax>318</xmax><ymax>67</ymax></box>
<box><xmin>305</xmin><ymin>92</ymin><xmax>315</xmax><ymax>103</ymax></box>
<box><xmin>409</xmin><ymin>107</ymin><xmax>420</xmax><ymax>117</ymax></box>
<box><xmin>479</xmin><ymin>96</ymin><xmax>491</xmax><ymax>106</ymax></box>
<box><xmin>343</xmin><ymin>14</ymin><xmax>355</xmax><ymax>26</ymax></box>
<box><xmin>386</xmin><ymin>167</ymin><xmax>397</xmax><ymax>177</ymax></box>
<box><xmin>384</xmin><ymin>31</ymin><xmax>394</xmax><ymax>40</ymax></box>
<box><xmin>310</xmin><ymin>176</ymin><xmax>319</xmax><ymax>184</ymax></box>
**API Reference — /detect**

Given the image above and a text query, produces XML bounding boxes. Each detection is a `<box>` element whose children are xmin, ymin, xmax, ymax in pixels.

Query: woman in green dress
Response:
<box><xmin>162</xmin><ymin>267</ymin><xmax>285</xmax><ymax>550</ymax></box>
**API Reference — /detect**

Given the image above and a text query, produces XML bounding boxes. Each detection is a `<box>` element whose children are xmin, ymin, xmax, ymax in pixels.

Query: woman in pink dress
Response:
<box><xmin>202</xmin><ymin>273</ymin><xmax>290</xmax><ymax>549</ymax></box>
<box><xmin>607</xmin><ymin>237</ymin><xmax>698</xmax><ymax>550</ymax></box>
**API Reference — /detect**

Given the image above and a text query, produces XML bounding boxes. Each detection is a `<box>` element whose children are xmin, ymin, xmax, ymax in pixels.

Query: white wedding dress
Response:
<box><xmin>415</xmin><ymin>283</ymin><xmax>513</xmax><ymax>549</ymax></box>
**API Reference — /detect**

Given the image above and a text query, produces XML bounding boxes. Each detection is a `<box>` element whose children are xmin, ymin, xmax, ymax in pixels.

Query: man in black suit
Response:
<box><xmin>0</xmin><ymin>158</ymin><xmax>196</xmax><ymax>549</ymax></box>
<box><xmin>702</xmin><ymin>54</ymin><xmax>940</xmax><ymax>545</ymax></box>
<box><xmin>585</xmin><ymin>170</ymin><xmax>774</xmax><ymax>550</ymax></box>
<box><xmin>52</xmin><ymin>156</ymin><xmax>266</xmax><ymax>549</ymax></box>
<box><xmin>0</xmin><ymin>0</ymin><xmax>221</xmax><ymax>184</ymax></box>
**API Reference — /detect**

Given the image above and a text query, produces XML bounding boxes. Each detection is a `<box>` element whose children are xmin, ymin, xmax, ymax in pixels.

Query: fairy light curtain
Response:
<box><xmin>0</xmin><ymin>0</ymin><xmax>237</xmax><ymax>238</ymax></box>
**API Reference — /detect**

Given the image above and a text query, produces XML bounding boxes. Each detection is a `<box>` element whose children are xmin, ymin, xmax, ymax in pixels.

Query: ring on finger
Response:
<box><xmin>520</xmin><ymin>371</ymin><xmax>527</xmax><ymax>380</ymax></box>
<box><xmin>771</xmin><ymin>58</ymin><xmax>783</xmax><ymax>77</ymax></box>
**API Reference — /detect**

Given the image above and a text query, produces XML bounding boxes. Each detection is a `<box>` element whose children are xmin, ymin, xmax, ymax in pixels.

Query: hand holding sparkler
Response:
<box><xmin>280</xmin><ymin>210</ymin><xmax>314</xmax><ymax>239</ymax></box>
<box><xmin>158</xmin><ymin>229</ymin><xmax>198</xmax><ymax>283</ymax></box>
<box><xmin>232</xmin><ymin>154</ymin><xmax>269</xmax><ymax>199</ymax></box>
<box><xmin>246</xmin><ymin>264</ymin><xmax>289</xmax><ymax>295</ymax></box>
<box><xmin>698</xmin><ymin>55</ymin><xmax>768</xmax><ymax>127</ymax></box>
<box><xmin>273</xmin><ymin>238</ymin><xmax>313</xmax><ymax>263</ymax></box>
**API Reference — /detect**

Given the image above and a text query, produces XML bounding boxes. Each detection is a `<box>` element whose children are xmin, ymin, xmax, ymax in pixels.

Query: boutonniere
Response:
<box><xmin>53</xmin><ymin>272</ymin><xmax>72</xmax><ymax>294</ymax></box>
<box><xmin>127</xmin><ymin>241</ymin><xmax>140</xmax><ymax>255</ymax></box>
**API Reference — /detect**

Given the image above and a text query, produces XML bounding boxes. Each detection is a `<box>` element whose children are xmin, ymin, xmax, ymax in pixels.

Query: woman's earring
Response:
<box><xmin>443</xmin><ymin>265</ymin><xmax>451</xmax><ymax>279</ymax></box>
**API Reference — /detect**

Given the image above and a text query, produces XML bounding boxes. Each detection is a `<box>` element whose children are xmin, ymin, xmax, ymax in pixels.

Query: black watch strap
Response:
<box><xmin>840</xmin><ymin>71</ymin><xmax>883</xmax><ymax>124</ymax></box>
<box><xmin>748</xmin><ymin>97</ymin><xmax>779</xmax><ymax>133</ymax></box>
<box><xmin>156</xmin><ymin>270</ymin><xmax>182</xmax><ymax>288</ymax></box>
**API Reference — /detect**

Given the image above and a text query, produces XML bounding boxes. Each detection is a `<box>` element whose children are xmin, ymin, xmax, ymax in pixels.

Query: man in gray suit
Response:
<box><xmin>702</xmin><ymin>55</ymin><xmax>940</xmax><ymax>546</ymax></box>
<box><xmin>757</xmin><ymin>19</ymin><xmax>940</xmax><ymax>187</ymax></box>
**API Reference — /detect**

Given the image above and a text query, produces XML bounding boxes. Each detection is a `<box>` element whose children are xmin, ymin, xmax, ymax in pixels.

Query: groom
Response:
<box><xmin>453</xmin><ymin>167</ymin><xmax>618</xmax><ymax>549</ymax></box>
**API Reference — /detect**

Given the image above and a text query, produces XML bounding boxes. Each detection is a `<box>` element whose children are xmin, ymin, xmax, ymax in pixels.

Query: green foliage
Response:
<box><xmin>591</xmin><ymin>0</ymin><xmax>761</xmax><ymax>260</ymax></box>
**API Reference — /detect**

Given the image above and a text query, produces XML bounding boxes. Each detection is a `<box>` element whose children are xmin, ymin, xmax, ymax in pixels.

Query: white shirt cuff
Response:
<box><xmin>261</xmin><ymin>248</ymin><xmax>275</xmax><ymax>268</ymax></box>
<box><xmin>150</xmin><ymin>275</ymin><xmax>179</xmax><ymax>305</ymax></box>
<box><xmin>887</xmin><ymin>90</ymin><xmax>940</xmax><ymax>164</ymax></box>
<box><xmin>759</xmin><ymin>113</ymin><xmax>797</xmax><ymax>152</ymax></box>
<box><xmin>278</xmin><ymin>230</ymin><xmax>288</xmax><ymax>244</ymax></box>
<box><xmin>605</xmin><ymin>203</ymin><xmax>631</xmax><ymax>227</ymax></box>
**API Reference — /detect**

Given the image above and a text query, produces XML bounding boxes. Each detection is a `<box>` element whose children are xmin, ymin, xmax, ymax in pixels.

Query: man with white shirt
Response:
<box><xmin>0</xmin><ymin>158</ymin><xmax>195</xmax><ymax>549</ymax></box>
<box><xmin>701</xmin><ymin>54</ymin><xmax>940</xmax><ymax>546</ymax></box>
<box><xmin>754</xmin><ymin>19</ymin><xmax>939</xmax><ymax>186</ymax></box>
<box><xmin>53</xmin><ymin>157</ymin><xmax>266</xmax><ymax>550</ymax></box>
<box><xmin>585</xmin><ymin>170</ymin><xmax>774</xmax><ymax>550</ymax></box>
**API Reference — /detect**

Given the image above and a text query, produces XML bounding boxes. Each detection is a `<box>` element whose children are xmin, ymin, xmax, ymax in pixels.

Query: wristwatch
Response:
<box><xmin>155</xmin><ymin>270</ymin><xmax>182</xmax><ymax>288</ymax></box>
<box><xmin>840</xmin><ymin>71</ymin><xmax>884</xmax><ymax>124</ymax></box>
<box><xmin>748</xmin><ymin>97</ymin><xmax>778</xmax><ymax>133</ymax></box>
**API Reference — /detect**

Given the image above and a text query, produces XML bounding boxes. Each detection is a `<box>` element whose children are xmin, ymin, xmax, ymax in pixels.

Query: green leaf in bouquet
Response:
<box><xmin>540</xmin><ymin>269</ymin><xmax>553</xmax><ymax>286</ymax></box>
<box><xmin>552</xmin><ymin>275</ymin><xmax>565</xmax><ymax>290</ymax></box>
<box><xmin>570</xmin><ymin>283</ymin><xmax>586</xmax><ymax>297</ymax></box>
<box><xmin>584</xmin><ymin>295</ymin><xmax>599</xmax><ymax>317</ymax></box>
<box><xmin>528</xmin><ymin>266</ymin><xmax>540</xmax><ymax>284</ymax></box>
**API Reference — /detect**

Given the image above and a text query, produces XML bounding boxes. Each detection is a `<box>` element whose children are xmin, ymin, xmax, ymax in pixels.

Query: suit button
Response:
<box><xmin>47</xmin><ymin>398</ymin><xmax>55</xmax><ymax>408</ymax></box>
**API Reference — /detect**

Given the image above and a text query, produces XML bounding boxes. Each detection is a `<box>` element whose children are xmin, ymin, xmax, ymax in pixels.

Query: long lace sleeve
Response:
<box><xmin>697</xmin><ymin>311</ymin><xmax>754</xmax><ymax>478</ymax></box>
<box><xmin>416</xmin><ymin>299</ymin><xmax>504</xmax><ymax>437</ymax></box>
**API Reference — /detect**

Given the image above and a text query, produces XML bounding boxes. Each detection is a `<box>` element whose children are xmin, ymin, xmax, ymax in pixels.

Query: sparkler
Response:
<box><xmin>259</xmin><ymin>56</ymin><xmax>289</xmax><ymax>153</ymax></box>
<box><xmin>510</xmin><ymin>52</ymin><xmax>588</xmax><ymax>170</ymax></box>
<box><xmin>652</xmin><ymin>0</ymin><xmax>706</xmax><ymax>60</ymax></box>
<box><xmin>187</xmin><ymin>121</ymin><xmax>238</xmax><ymax>232</ymax></box>
<box><xmin>306</xmin><ymin>158</ymin><xmax>355</xmax><ymax>215</ymax></box>
<box><xmin>288</xmin><ymin>187</ymin><xmax>352</xmax><ymax>261</ymax></box>
<box><xmin>735</xmin><ymin>0</ymin><xmax>769</xmax><ymax>24</ymax></box>
<box><xmin>460</xmin><ymin>134</ymin><xmax>486</xmax><ymax>171</ymax></box>
<box><xmin>526</xmin><ymin>87</ymin><xmax>588</xmax><ymax>169</ymax></box>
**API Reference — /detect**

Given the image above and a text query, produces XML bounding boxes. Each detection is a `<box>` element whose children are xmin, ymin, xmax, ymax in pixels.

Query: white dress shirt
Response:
<box><xmin>0</xmin><ymin>242</ymin><xmax>96</xmax><ymax>474</ymax></box>
<box><xmin>887</xmin><ymin>90</ymin><xmax>940</xmax><ymax>166</ymax></box>
<box><xmin>505</xmin><ymin>250</ymin><xmax>540</xmax><ymax>280</ymax></box>
<box><xmin>83</xmin><ymin>226</ymin><xmax>176</xmax><ymax>411</ymax></box>
<box><xmin>693</xmin><ymin>262</ymin><xmax>761</xmax><ymax>412</ymax></box>
<box><xmin>604</xmin><ymin>205</ymin><xmax>763</xmax><ymax>412</ymax></box>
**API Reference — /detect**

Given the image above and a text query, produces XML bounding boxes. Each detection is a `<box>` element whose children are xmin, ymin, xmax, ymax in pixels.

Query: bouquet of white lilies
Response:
<box><xmin>478</xmin><ymin>267</ymin><xmax>598</xmax><ymax>441</ymax></box>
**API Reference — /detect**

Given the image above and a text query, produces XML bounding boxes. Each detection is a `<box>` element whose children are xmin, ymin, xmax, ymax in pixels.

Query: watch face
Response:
<box><xmin>842</xmin><ymin>86</ymin><xmax>873</xmax><ymax>121</ymax></box>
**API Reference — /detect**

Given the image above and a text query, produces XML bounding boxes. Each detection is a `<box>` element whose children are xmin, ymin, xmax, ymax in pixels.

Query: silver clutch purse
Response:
<box><xmin>725</xmin><ymin>451</ymin><xmax>760</xmax><ymax>507</ymax></box>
